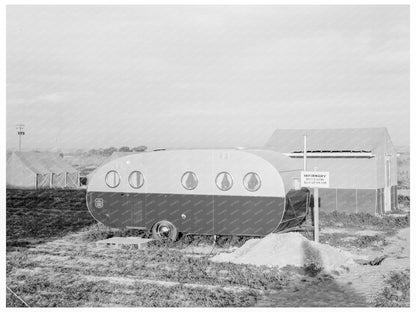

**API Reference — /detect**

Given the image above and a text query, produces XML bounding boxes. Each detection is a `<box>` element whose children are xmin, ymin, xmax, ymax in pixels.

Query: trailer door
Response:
<box><xmin>178</xmin><ymin>195</ymin><xmax>214</xmax><ymax>235</ymax></box>
<box><xmin>112</xmin><ymin>193</ymin><xmax>144</xmax><ymax>228</ymax></box>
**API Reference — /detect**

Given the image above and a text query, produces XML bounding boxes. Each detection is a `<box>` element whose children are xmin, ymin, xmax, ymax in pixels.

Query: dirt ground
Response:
<box><xmin>253</xmin><ymin>226</ymin><xmax>410</xmax><ymax>307</ymax></box>
<box><xmin>7</xmin><ymin>229</ymin><xmax>263</xmax><ymax>307</ymax></box>
<box><xmin>6</xmin><ymin>189</ymin><xmax>410</xmax><ymax>307</ymax></box>
<box><xmin>333</xmin><ymin>227</ymin><xmax>410</xmax><ymax>301</ymax></box>
<box><xmin>6</xmin><ymin>223</ymin><xmax>410</xmax><ymax>307</ymax></box>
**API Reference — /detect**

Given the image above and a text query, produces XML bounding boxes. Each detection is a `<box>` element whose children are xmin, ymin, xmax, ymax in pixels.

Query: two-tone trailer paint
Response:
<box><xmin>86</xmin><ymin>149</ymin><xmax>311</xmax><ymax>240</ymax></box>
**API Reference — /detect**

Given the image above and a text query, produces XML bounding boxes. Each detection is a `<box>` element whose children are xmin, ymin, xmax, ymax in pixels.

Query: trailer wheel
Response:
<box><xmin>151</xmin><ymin>220</ymin><xmax>179</xmax><ymax>241</ymax></box>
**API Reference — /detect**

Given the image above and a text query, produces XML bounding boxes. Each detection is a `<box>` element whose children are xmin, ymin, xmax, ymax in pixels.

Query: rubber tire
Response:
<box><xmin>151</xmin><ymin>220</ymin><xmax>179</xmax><ymax>242</ymax></box>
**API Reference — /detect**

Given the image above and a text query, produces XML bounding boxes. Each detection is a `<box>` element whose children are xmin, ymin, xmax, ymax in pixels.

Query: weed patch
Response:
<box><xmin>373</xmin><ymin>270</ymin><xmax>410</xmax><ymax>307</ymax></box>
<box><xmin>7</xmin><ymin>242</ymin><xmax>290</xmax><ymax>307</ymax></box>
<box><xmin>397</xmin><ymin>194</ymin><xmax>410</xmax><ymax>209</ymax></box>
<box><xmin>320</xmin><ymin>232</ymin><xmax>387</xmax><ymax>249</ymax></box>
<box><xmin>320</xmin><ymin>212</ymin><xmax>409</xmax><ymax>231</ymax></box>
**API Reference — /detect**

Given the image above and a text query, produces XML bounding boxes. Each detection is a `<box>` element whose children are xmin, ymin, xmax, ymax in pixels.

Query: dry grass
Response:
<box><xmin>373</xmin><ymin>270</ymin><xmax>410</xmax><ymax>307</ymax></box>
<box><xmin>6</xmin><ymin>188</ymin><xmax>410</xmax><ymax>307</ymax></box>
<box><xmin>319</xmin><ymin>211</ymin><xmax>409</xmax><ymax>232</ymax></box>
<box><xmin>6</xmin><ymin>189</ymin><xmax>94</xmax><ymax>250</ymax></box>
<box><xmin>6</xmin><ymin>226</ymin><xmax>288</xmax><ymax>307</ymax></box>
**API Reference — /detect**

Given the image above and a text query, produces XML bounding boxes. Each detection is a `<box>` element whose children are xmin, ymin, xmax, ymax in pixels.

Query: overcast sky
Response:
<box><xmin>7</xmin><ymin>5</ymin><xmax>409</xmax><ymax>150</ymax></box>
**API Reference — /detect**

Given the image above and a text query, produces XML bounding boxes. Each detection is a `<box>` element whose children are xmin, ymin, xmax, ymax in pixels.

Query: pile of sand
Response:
<box><xmin>211</xmin><ymin>232</ymin><xmax>357</xmax><ymax>271</ymax></box>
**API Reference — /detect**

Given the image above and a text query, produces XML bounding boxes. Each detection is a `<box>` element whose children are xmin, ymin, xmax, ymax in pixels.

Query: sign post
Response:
<box><xmin>313</xmin><ymin>187</ymin><xmax>319</xmax><ymax>242</ymax></box>
<box><xmin>301</xmin><ymin>170</ymin><xmax>329</xmax><ymax>243</ymax></box>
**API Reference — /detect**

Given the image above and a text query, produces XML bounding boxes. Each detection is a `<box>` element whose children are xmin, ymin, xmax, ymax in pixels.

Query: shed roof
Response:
<box><xmin>12</xmin><ymin>152</ymin><xmax>78</xmax><ymax>174</ymax></box>
<box><xmin>265</xmin><ymin>128</ymin><xmax>391</xmax><ymax>152</ymax></box>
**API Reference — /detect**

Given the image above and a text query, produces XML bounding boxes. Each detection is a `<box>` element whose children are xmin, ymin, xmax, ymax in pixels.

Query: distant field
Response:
<box><xmin>63</xmin><ymin>154</ymin><xmax>108</xmax><ymax>176</ymax></box>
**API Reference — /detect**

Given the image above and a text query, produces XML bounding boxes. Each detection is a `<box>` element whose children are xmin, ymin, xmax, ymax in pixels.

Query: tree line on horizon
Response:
<box><xmin>84</xmin><ymin>146</ymin><xmax>148</xmax><ymax>156</ymax></box>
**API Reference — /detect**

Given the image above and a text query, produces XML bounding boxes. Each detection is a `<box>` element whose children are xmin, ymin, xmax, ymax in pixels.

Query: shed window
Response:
<box><xmin>181</xmin><ymin>171</ymin><xmax>198</xmax><ymax>190</ymax></box>
<box><xmin>129</xmin><ymin>171</ymin><xmax>144</xmax><ymax>189</ymax></box>
<box><xmin>215</xmin><ymin>172</ymin><xmax>233</xmax><ymax>191</ymax></box>
<box><xmin>243</xmin><ymin>172</ymin><xmax>261</xmax><ymax>192</ymax></box>
<box><xmin>105</xmin><ymin>170</ymin><xmax>120</xmax><ymax>188</ymax></box>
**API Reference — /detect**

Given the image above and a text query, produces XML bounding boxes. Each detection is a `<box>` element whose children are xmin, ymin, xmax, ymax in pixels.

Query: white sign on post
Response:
<box><xmin>301</xmin><ymin>171</ymin><xmax>330</xmax><ymax>188</ymax></box>
<box><xmin>300</xmin><ymin>170</ymin><xmax>329</xmax><ymax>244</ymax></box>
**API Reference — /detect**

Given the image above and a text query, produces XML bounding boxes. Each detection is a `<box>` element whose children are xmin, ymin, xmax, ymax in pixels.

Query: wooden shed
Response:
<box><xmin>265</xmin><ymin>128</ymin><xmax>398</xmax><ymax>215</ymax></box>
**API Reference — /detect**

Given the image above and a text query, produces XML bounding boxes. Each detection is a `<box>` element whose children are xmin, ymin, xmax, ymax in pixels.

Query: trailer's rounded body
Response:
<box><xmin>86</xmin><ymin>149</ymin><xmax>310</xmax><ymax>237</ymax></box>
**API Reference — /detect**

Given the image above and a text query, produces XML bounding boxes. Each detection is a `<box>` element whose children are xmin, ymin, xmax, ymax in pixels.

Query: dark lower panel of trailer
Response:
<box><xmin>86</xmin><ymin>192</ymin><xmax>286</xmax><ymax>236</ymax></box>
<box><xmin>213</xmin><ymin>196</ymin><xmax>285</xmax><ymax>235</ymax></box>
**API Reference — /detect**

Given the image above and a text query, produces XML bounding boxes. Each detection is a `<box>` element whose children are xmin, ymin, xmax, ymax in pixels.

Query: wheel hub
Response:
<box><xmin>159</xmin><ymin>225</ymin><xmax>170</xmax><ymax>238</ymax></box>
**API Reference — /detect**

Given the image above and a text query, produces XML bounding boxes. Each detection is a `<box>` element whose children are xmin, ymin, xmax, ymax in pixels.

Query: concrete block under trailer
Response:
<box><xmin>86</xmin><ymin>149</ymin><xmax>311</xmax><ymax>241</ymax></box>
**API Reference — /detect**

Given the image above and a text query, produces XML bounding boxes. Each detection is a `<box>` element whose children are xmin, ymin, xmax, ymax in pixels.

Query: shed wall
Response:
<box><xmin>386</xmin><ymin>135</ymin><xmax>398</xmax><ymax>186</ymax></box>
<box><xmin>317</xmin><ymin>188</ymin><xmax>376</xmax><ymax>214</ymax></box>
<box><xmin>290</xmin><ymin>157</ymin><xmax>377</xmax><ymax>189</ymax></box>
<box><xmin>374</xmin><ymin>136</ymin><xmax>398</xmax><ymax>189</ymax></box>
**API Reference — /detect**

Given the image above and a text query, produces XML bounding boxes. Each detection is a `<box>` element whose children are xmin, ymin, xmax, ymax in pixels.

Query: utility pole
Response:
<box><xmin>16</xmin><ymin>124</ymin><xmax>25</xmax><ymax>151</ymax></box>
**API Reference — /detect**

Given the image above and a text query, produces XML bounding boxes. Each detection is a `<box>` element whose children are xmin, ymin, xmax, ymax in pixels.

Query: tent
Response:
<box><xmin>265</xmin><ymin>128</ymin><xmax>398</xmax><ymax>215</ymax></box>
<box><xmin>7</xmin><ymin>151</ymin><xmax>79</xmax><ymax>189</ymax></box>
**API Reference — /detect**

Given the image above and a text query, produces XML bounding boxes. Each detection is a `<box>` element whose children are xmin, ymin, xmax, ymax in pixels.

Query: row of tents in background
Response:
<box><xmin>7</xmin><ymin>152</ymin><xmax>80</xmax><ymax>189</ymax></box>
<box><xmin>6</xmin><ymin>128</ymin><xmax>400</xmax><ymax>215</ymax></box>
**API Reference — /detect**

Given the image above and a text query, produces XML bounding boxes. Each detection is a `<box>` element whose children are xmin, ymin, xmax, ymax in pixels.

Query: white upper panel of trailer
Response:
<box><xmin>87</xmin><ymin>149</ymin><xmax>302</xmax><ymax>197</ymax></box>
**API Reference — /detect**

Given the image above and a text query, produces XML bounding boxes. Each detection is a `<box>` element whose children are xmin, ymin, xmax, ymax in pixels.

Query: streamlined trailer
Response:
<box><xmin>86</xmin><ymin>149</ymin><xmax>310</xmax><ymax>240</ymax></box>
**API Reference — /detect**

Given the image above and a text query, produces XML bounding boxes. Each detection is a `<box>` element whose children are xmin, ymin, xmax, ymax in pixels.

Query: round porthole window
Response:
<box><xmin>129</xmin><ymin>171</ymin><xmax>144</xmax><ymax>189</ymax></box>
<box><xmin>105</xmin><ymin>170</ymin><xmax>120</xmax><ymax>188</ymax></box>
<box><xmin>181</xmin><ymin>171</ymin><xmax>198</xmax><ymax>190</ymax></box>
<box><xmin>215</xmin><ymin>172</ymin><xmax>233</xmax><ymax>191</ymax></box>
<box><xmin>243</xmin><ymin>172</ymin><xmax>261</xmax><ymax>192</ymax></box>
